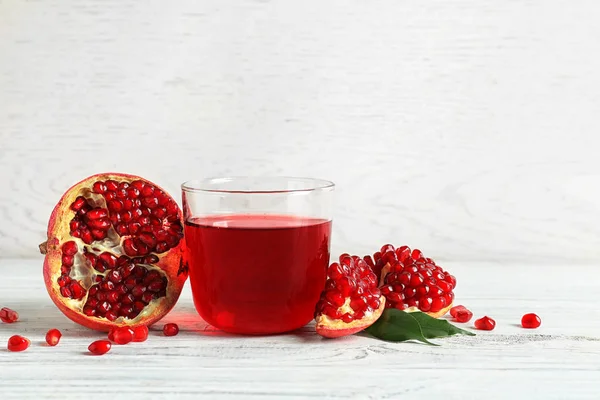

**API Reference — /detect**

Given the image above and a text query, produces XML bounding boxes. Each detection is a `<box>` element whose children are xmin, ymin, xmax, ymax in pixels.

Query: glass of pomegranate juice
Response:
<box><xmin>182</xmin><ymin>177</ymin><xmax>334</xmax><ymax>335</ymax></box>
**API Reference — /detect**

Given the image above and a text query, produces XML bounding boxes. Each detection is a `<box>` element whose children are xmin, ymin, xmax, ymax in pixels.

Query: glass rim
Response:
<box><xmin>181</xmin><ymin>176</ymin><xmax>335</xmax><ymax>194</ymax></box>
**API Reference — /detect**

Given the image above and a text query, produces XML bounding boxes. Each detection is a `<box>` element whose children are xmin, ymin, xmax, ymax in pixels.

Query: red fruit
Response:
<box><xmin>450</xmin><ymin>305</ymin><xmax>466</xmax><ymax>318</ymax></box>
<box><xmin>454</xmin><ymin>308</ymin><xmax>473</xmax><ymax>323</ymax></box>
<box><xmin>132</xmin><ymin>325</ymin><xmax>149</xmax><ymax>342</ymax></box>
<box><xmin>7</xmin><ymin>335</ymin><xmax>30</xmax><ymax>352</ymax></box>
<box><xmin>370</xmin><ymin>245</ymin><xmax>455</xmax><ymax>318</ymax></box>
<box><xmin>45</xmin><ymin>329</ymin><xmax>62</xmax><ymax>346</ymax></box>
<box><xmin>521</xmin><ymin>313</ymin><xmax>541</xmax><ymax>329</ymax></box>
<box><xmin>163</xmin><ymin>323</ymin><xmax>179</xmax><ymax>336</ymax></box>
<box><xmin>315</xmin><ymin>255</ymin><xmax>385</xmax><ymax>338</ymax></box>
<box><xmin>0</xmin><ymin>307</ymin><xmax>19</xmax><ymax>323</ymax></box>
<box><xmin>111</xmin><ymin>327</ymin><xmax>134</xmax><ymax>344</ymax></box>
<box><xmin>39</xmin><ymin>173</ymin><xmax>188</xmax><ymax>332</ymax></box>
<box><xmin>88</xmin><ymin>340</ymin><xmax>112</xmax><ymax>355</ymax></box>
<box><xmin>474</xmin><ymin>316</ymin><xmax>496</xmax><ymax>330</ymax></box>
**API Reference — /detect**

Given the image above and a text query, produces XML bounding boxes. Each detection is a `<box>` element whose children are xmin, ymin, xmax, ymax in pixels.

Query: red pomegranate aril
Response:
<box><xmin>156</xmin><ymin>242</ymin><xmax>168</xmax><ymax>253</ymax></box>
<box><xmin>106</xmin><ymin>291</ymin><xmax>120</xmax><ymax>303</ymax></box>
<box><xmin>132</xmin><ymin>325</ymin><xmax>149</xmax><ymax>342</ymax></box>
<box><xmin>91</xmin><ymin>229</ymin><xmax>106</xmax><ymax>240</ymax></box>
<box><xmin>0</xmin><ymin>307</ymin><xmax>19</xmax><ymax>323</ymax></box>
<box><xmin>70</xmin><ymin>196</ymin><xmax>87</xmax><ymax>211</ymax></box>
<box><xmin>131</xmin><ymin>284</ymin><xmax>146</xmax><ymax>298</ymax></box>
<box><xmin>70</xmin><ymin>281</ymin><xmax>86</xmax><ymax>299</ymax></box>
<box><xmin>521</xmin><ymin>313</ymin><xmax>541</xmax><ymax>329</ymax></box>
<box><xmin>419</xmin><ymin>297</ymin><xmax>433</xmax><ymax>312</ymax></box>
<box><xmin>86</xmin><ymin>208</ymin><xmax>108</xmax><ymax>220</ymax></box>
<box><xmin>92</xmin><ymin>181</ymin><xmax>107</xmax><ymax>194</ymax></box>
<box><xmin>111</xmin><ymin>327</ymin><xmax>134</xmax><ymax>344</ymax></box>
<box><xmin>141</xmin><ymin>292</ymin><xmax>154</xmax><ymax>304</ymax></box>
<box><xmin>450</xmin><ymin>305</ymin><xmax>467</xmax><ymax>318</ymax></box>
<box><xmin>88</xmin><ymin>340</ymin><xmax>112</xmax><ymax>355</ymax></box>
<box><xmin>62</xmin><ymin>255</ymin><xmax>73</xmax><ymax>267</ymax></box>
<box><xmin>61</xmin><ymin>241</ymin><xmax>78</xmax><ymax>256</ymax></box>
<box><xmin>474</xmin><ymin>316</ymin><xmax>496</xmax><ymax>331</ymax></box>
<box><xmin>430</xmin><ymin>296</ymin><xmax>446</xmax><ymax>312</ymax></box>
<box><xmin>105</xmin><ymin>180</ymin><xmax>118</xmax><ymax>191</ymax></box>
<box><xmin>454</xmin><ymin>308</ymin><xmax>473</xmax><ymax>323</ymax></box>
<box><xmin>83</xmin><ymin>305</ymin><xmax>96</xmax><ymax>316</ymax></box>
<box><xmin>163</xmin><ymin>323</ymin><xmax>179</xmax><ymax>336</ymax></box>
<box><xmin>45</xmin><ymin>329</ymin><xmax>62</xmax><ymax>346</ymax></box>
<box><xmin>105</xmin><ymin>310</ymin><xmax>118</xmax><ymax>321</ymax></box>
<box><xmin>116</xmin><ymin>224</ymin><xmax>129</xmax><ymax>236</ymax></box>
<box><xmin>81</xmin><ymin>230</ymin><xmax>93</xmax><ymax>244</ymax></box>
<box><xmin>142</xmin><ymin>197</ymin><xmax>159</xmax><ymax>209</ymax></box>
<box><xmin>133</xmin><ymin>301</ymin><xmax>145</xmax><ymax>312</ymax></box>
<box><xmin>7</xmin><ymin>335</ymin><xmax>30</xmax><ymax>352</ymax></box>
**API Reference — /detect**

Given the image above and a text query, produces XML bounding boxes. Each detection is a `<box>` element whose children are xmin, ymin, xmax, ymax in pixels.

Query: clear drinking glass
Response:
<box><xmin>181</xmin><ymin>177</ymin><xmax>334</xmax><ymax>335</ymax></box>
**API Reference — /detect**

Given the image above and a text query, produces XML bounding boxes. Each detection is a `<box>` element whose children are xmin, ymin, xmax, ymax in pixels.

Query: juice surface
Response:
<box><xmin>185</xmin><ymin>214</ymin><xmax>331</xmax><ymax>334</ymax></box>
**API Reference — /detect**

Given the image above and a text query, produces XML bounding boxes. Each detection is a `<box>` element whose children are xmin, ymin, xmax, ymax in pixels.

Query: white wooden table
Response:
<box><xmin>0</xmin><ymin>259</ymin><xmax>598</xmax><ymax>399</ymax></box>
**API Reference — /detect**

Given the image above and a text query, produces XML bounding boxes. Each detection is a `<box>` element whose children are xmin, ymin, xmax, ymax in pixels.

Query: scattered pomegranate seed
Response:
<box><xmin>0</xmin><ymin>307</ymin><xmax>19</xmax><ymax>323</ymax></box>
<box><xmin>521</xmin><ymin>313</ymin><xmax>541</xmax><ymax>329</ymax></box>
<box><xmin>132</xmin><ymin>325</ymin><xmax>149</xmax><ymax>342</ymax></box>
<box><xmin>454</xmin><ymin>308</ymin><xmax>473</xmax><ymax>323</ymax></box>
<box><xmin>111</xmin><ymin>327</ymin><xmax>134</xmax><ymax>345</ymax></box>
<box><xmin>163</xmin><ymin>323</ymin><xmax>179</xmax><ymax>336</ymax></box>
<box><xmin>474</xmin><ymin>316</ymin><xmax>496</xmax><ymax>331</ymax></box>
<box><xmin>450</xmin><ymin>305</ymin><xmax>467</xmax><ymax>318</ymax></box>
<box><xmin>7</xmin><ymin>335</ymin><xmax>30</xmax><ymax>352</ymax></box>
<box><xmin>88</xmin><ymin>340</ymin><xmax>112</xmax><ymax>355</ymax></box>
<box><xmin>45</xmin><ymin>329</ymin><xmax>62</xmax><ymax>346</ymax></box>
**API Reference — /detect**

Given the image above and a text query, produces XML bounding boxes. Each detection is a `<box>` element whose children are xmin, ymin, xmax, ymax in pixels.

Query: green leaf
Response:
<box><xmin>364</xmin><ymin>309</ymin><xmax>437</xmax><ymax>345</ymax></box>
<box><xmin>364</xmin><ymin>309</ymin><xmax>475</xmax><ymax>345</ymax></box>
<box><xmin>410</xmin><ymin>311</ymin><xmax>476</xmax><ymax>338</ymax></box>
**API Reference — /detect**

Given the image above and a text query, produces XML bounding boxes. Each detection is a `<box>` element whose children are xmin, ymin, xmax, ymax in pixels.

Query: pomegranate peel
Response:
<box><xmin>41</xmin><ymin>173</ymin><xmax>188</xmax><ymax>332</ymax></box>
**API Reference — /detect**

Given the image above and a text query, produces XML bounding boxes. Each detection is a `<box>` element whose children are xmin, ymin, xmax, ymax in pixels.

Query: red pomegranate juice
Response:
<box><xmin>185</xmin><ymin>214</ymin><xmax>331</xmax><ymax>334</ymax></box>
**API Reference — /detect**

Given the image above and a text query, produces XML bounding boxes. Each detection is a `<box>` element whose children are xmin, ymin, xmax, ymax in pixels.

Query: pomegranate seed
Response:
<box><xmin>70</xmin><ymin>196</ymin><xmax>87</xmax><ymax>211</ymax></box>
<box><xmin>88</xmin><ymin>340</ymin><xmax>112</xmax><ymax>355</ymax></box>
<box><xmin>474</xmin><ymin>316</ymin><xmax>496</xmax><ymax>331</ymax></box>
<box><xmin>62</xmin><ymin>241</ymin><xmax>78</xmax><ymax>256</ymax></box>
<box><xmin>454</xmin><ymin>308</ymin><xmax>473</xmax><ymax>323</ymax></box>
<box><xmin>92</xmin><ymin>181</ymin><xmax>107</xmax><ymax>194</ymax></box>
<box><xmin>86</xmin><ymin>208</ymin><xmax>108</xmax><ymax>220</ymax></box>
<box><xmin>7</xmin><ymin>335</ymin><xmax>30</xmax><ymax>352</ymax></box>
<box><xmin>419</xmin><ymin>297</ymin><xmax>433</xmax><ymax>312</ymax></box>
<box><xmin>0</xmin><ymin>307</ymin><xmax>19</xmax><ymax>323</ymax></box>
<box><xmin>450</xmin><ymin>305</ymin><xmax>467</xmax><ymax>318</ymax></box>
<box><xmin>45</xmin><ymin>329</ymin><xmax>62</xmax><ymax>346</ymax></box>
<box><xmin>111</xmin><ymin>327</ymin><xmax>134</xmax><ymax>344</ymax></box>
<box><xmin>521</xmin><ymin>313</ymin><xmax>541</xmax><ymax>329</ymax></box>
<box><xmin>430</xmin><ymin>296</ymin><xmax>446</xmax><ymax>312</ymax></box>
<box><xmin>132</xmin><ymin>325</ymin><xmax>149</xmax><ymax>342</ymax></box>
<box><xmin>163</xmin><ymin>323</ymin><xmax>179</xmax><ymax>336</ymax></box>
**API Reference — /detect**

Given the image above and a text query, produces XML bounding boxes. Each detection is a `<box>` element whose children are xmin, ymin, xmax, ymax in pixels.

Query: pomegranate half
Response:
<box><xmin>41</xmin><ymin>173</ymin><xmax>188</xmax><ymax>331</ymax></box>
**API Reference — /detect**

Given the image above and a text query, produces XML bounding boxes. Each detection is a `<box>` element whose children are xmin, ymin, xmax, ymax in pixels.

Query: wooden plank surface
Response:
<box><xmin>1</xmin><ymin>259</ymin><xmax>598</xmax><ymax>399</ymax></box>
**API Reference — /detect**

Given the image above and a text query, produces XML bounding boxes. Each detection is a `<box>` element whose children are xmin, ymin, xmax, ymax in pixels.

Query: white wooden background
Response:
<box><xmin>1</xmin><ymin>0</ymin><xmax>600</xmax><ymax>262</ymax></box>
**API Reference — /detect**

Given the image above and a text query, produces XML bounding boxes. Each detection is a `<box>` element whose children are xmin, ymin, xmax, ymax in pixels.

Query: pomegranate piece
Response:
<box><xmin>0</xmin><ymin>307</ymin><xmax>19</xmax><ymax>323</ymax></box>
<box><xmin>163</xmin><ymin>323</ymin><xmax>179</xmax><ymax>336</ymax></box>
<box><xmin>521</xmin><ymin>313</ymin><xmax>541</xmax><ymax>329</ymax></box>
<box><xmin>315</xmin><ymin>255</ymin><xmax>385</xmax><ymax>338</ymax></box>
<box><xmin>369</xmin><ymin>245</ymin><xmax>456</xmax><ymax>318</ymax></box>
<box><xmin>45</xmin><ymin>329</ymin><xmax>62</xmax><ymax>346</ymax></box>
<box><xmin>7</xmin><ymin>335</ymin><xmax>30</xmax><ymax>352</ymax></box>
<box><xmin>132</xmin><ymin>325</ymin><xmax>149</xmax><ymax>342</ymax></box>
<box><xmin>111</xmin><ymin>327</ymin><xmax>134</xmax><ymax>344</ymax></box>
<box><xmin>40</xmin><ymin>173</ymin><xmax>188</xmax><ymax>332</ymax></box>
<box><xmin>88</xmin><ymin>340</ymin><xmax>112</xmax><ymax>355</ymax></box>
<box><xmin>454</xmin><ymin>308</ymin><xmax>473</xmax><ymax>323</ymax></box>
<box><xmin>474</xmin><ymin>316</ymin><xmax>496</xmax><ymax>331</ymax></box>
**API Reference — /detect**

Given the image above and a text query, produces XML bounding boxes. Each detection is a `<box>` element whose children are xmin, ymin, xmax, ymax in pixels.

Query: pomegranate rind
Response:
<box><xmin>42</xmin><ymin>172</ymin><xmax>187</xmax><ymax>332</ymax></box>
<box><xmin>315</xmin><ymin>296</ymin><xmax>386</xmax><ymax>338</ymax></box>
